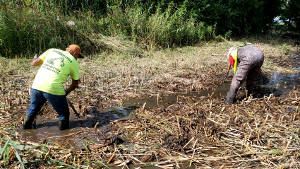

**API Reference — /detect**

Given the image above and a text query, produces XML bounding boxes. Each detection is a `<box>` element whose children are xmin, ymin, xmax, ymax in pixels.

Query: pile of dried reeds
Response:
<box><xmin>104</xmin><ymin>88</ymin><xmax>300</xmax><ymax>168</ymax></box>
<box><xmin>1</xmin><ymin>88</ymin><xmax>299</xmax><ymax>168</ymax></box>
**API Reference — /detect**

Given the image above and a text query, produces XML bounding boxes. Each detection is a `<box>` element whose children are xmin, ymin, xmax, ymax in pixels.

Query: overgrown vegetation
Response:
<box><xmin>1</xmin><ymin>0</ymin><xmax>298</xmax><ymax>58</ymax></box>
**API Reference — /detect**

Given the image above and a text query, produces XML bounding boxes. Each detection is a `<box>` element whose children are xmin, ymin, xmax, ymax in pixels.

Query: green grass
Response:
<box><xmin>0</xmin><ymin>138</ymin><xmax>37</xmax><ymax>168</ymax></box>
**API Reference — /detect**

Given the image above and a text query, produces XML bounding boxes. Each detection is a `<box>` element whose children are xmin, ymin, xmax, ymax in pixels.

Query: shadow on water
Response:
<box><xmin>20</xmin><ymin>72</ymin><xmax>299</xmax><ymax>149</ymax></box>
<box><xmin>33</xmin><ymin>105</ymin><xmax>138</xmax><ymax>129</ymax></box>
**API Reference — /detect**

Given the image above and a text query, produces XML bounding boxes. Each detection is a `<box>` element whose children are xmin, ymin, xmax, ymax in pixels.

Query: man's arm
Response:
<box><xmin>65</xmin><ymin>79</ymin><xmax>79</xmax><ymax>95</ymax></box>
<box><xmin>31</xmin><ymin>58</ymin><xmax>43</xmax><ymax>66</ymax></box>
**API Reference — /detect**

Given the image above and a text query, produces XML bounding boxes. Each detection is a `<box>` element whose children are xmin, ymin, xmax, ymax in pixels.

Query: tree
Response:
<box><xmin>282</xmin><ymin>0</ymin><xmax>300</xmax><ymax>33</ymax></box>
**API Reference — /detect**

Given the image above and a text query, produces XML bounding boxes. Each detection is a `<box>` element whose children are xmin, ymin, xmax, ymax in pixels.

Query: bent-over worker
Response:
<box><xmin>225</xmin><ymin>43</ymin><xmax>264</xmax><ymax>104</ymax></box>
<box><xmin>23</xmin><ymin>44</ymin><xmax>83</xmax><ymax>130</ymax></box>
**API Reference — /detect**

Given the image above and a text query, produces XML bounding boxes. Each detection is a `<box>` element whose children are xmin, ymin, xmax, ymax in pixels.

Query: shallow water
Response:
<box><xmin>20</xmin><ymin>72</ymin><xmax>299</xmax><ymax>148</ymax></box>
<box><xmin>124</xmin><ymin>72</ymin><xmax>300</xmax><ymax>108</ymax></box>
<box><xmin>265</xmin><ymin>72</ymin><xmax>300</xmax><ymax>96</ymax></box>
<box><xmin>21</xmin><ymin>106</ymin><xmax>137</xmax><ymax>148</ymax></box>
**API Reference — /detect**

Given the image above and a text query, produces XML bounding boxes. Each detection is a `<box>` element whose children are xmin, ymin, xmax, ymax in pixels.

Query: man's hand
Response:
<box><xmin>65</xmin><ymin>80</ymin><xmax>79</xmax><ymax>96</ymax></box>
<box><xmin>32</xmin><ymin>54</ymin><xmax>43</xmax><ymax>66</ymax></box>
<box><xmin>65</xmin><ymin>89</ymin><xmax>70</xmax><ymax>96</ymax></box>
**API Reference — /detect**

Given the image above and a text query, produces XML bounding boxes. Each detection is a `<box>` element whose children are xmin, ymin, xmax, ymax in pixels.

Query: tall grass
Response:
<box><xmin>102</xmin><ymin>2</ymin><xmax>215</xmax><ymax>49</ymax></box>
<box><xmin>0</xmin><ymin>0</ymin><xmax>101</xmax><ymax>58</ymax></box>
<box><xmin>0</xmin><ymin>0</ymin><xmax>215</xmax><ymax>58</ymax></box>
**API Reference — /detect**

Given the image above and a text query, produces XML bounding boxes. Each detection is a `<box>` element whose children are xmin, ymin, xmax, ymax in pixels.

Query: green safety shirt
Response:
<box><xmin>32</xmin><ymin>49</ymin><xmax>79</xmax><ymax>95</ymax></box>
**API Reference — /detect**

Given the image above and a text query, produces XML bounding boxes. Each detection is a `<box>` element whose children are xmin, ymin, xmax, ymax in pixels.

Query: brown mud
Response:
<box><xmin>9</xmin><ymin>71</ymin><xmax>300</xmax><ymax>168</ymax></box>
<box><xmin>270</xmin><ymin>51</ymin><xmax>300</xmax><ymax>68</ymax></box>
<box><xmin>1</xmin><ymin>39</ymin><xmax>300</xmax><ymax>168</ymax></box>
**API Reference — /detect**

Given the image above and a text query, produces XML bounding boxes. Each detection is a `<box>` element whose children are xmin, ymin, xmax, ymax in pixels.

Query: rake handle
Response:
<box><xmin>67</xmin><ymin>98</ymin><xmax>80</xmax><ymax>118</ymax></box>
<box><xmin>225</xmin><ymin>63</ymin><xmax>231</xmax><ymax>80</ymax></box>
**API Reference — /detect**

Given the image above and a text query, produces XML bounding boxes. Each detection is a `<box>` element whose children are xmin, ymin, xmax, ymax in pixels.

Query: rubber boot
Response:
<box><xmin>23</xmin><ymin>115</ymin><xmax>35</xmax><ymax>129</ymax></box>
<box><xmin>59</xmin><ymin>119</ymin><xmax>69</xmax><ymax>130</ymax></box>
<box><xmin>225</xmin><ymin>91</ymin><xmax>236</xmax><ymax>105</ymax></box>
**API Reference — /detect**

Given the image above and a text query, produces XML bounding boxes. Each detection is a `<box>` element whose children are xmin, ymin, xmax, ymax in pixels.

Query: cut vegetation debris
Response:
<box><xmin>0</xmin><ymin>36</ymin><xmax>300</xmax><ymax>168</ymax></box>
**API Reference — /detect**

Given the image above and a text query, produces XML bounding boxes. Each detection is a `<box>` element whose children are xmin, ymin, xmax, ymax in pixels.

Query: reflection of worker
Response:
<box><xmin>23</xmin><ymin>44</ymin><xmax>83</xmax><ymax>130</ymax></box>
<box><xmin>225</xmin><ymin>43</ymin><xmax>264</xmax><ymax>104</ymax></box>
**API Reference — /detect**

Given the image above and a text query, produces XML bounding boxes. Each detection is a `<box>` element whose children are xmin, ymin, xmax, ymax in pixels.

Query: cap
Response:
<box><xmin>68</xmin><ymin>44</ymin><xmax>84</xmax><ymax>58</ymax></box>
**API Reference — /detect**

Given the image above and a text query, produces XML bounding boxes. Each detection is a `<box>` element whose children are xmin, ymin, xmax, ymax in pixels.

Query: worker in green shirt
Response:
<box><xmin>23</xmin><ymin>44</ymin><xmax>83</xmax><ymax>130</ymax></box>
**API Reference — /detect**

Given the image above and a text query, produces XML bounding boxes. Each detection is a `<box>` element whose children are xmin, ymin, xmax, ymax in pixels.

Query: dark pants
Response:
<box><xmin>27</xmin><ymin>88</ymin><xmax>69</xmax><ymax>120</ymax></box>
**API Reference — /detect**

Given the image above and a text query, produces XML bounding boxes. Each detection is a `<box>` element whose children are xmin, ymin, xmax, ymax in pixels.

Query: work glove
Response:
<box><xmin>34</xmin><ymin>54</ymin><xmax>39</xmax><ymax>59</ymax></box>
<box><xmin>65</xmin><ymin>89</ymin><xmax>70</xmax><ymax>96</ymax></box>
<box><xmin>225</xmin><ymin>91</ymin><xmax>236</xmax><ymax>105</ymax></box>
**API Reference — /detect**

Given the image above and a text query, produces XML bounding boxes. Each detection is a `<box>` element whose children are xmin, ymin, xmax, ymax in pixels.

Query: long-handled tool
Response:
<box><xmin>223</xmin><ymin>64</ymin><xmax>231</xmax><ymax>83</ymax></box>
<box><xmin>64</xmin><ymin>87</ymin><xmax>81</xmax><ymax>118</ymax></box>
<box><xmin>67</xmin><ymin>98</ymin><xmax>80</xmax><ymax>118</ymax></box>
<box><xmin>220</xmin><ymin>64</ymin><xmax>231</xmax><ymax>85</ymax></box>
<box><xmin>36</xmin><ymin>98</ymin><xmax>80</xmax><ymax>118</ymax></box>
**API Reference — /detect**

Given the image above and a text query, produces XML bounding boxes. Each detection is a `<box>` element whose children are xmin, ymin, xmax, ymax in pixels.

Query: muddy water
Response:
<box><xmin>21</xmin><ymin>106</ymin><xmax>138</xmax><ymax>149</ymax></box>
<box><xmin>265</xmin><ymin>72</ymin><xmax>300</xmax><ymax>96</ymax></box>
<box><xmin>124</xmin><ymin>72</ymin><xmax>300</xmax><ymax>108</ymax></box>
<box><xmin>123</xmin><ymin>82</ymin><xmax>231</xmax><ymax>109</ymax></box>
<box><xmin>20</xmin><ymin>72</ymin><xmax>299</xmax><ymax>149</ymax></box>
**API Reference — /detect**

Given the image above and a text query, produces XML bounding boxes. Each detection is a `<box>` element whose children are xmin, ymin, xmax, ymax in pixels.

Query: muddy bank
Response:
<box><xmin>1</xmin><ymin>38</ymin><xmax>300</xmax><ymax>168</ymax></box>
<box><xmin>19</xmin><ymin>87</ymin><xmax>300</xmax><ymax>168</ymax></box>
<box><xmin>15</xmin><ymin>71</ymin><xmax>300</xmax><ymax>168</ymax></box>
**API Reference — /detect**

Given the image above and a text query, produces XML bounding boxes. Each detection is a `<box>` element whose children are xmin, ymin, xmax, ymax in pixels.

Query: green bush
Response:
<box><xmin>101</xmin><ymin>1</ymin><xmax>215</xmax><ymax>49</ymax></box>
<box><xmin>281</xmin><ymin>0</ymin><xmax>300</xmax><ymax>33</ymax></box>
<box><xmin>0</xmin><ymin>0</ymin><xmax>102</xmax><ymax>58</ymax></box>
<box><xmin>0</xmin><ymin>0</ymin><xmax>290</xmax><ymax>58</ymax></box>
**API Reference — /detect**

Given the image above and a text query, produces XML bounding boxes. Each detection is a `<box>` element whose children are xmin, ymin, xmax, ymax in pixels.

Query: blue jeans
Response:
<box><xmin>27</xmin><ymin>88</ymin><xmax>69</xmax><ymax>120</ymax></box>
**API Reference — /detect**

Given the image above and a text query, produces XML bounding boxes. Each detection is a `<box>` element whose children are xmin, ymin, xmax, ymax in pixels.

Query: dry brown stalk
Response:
<box><xmin>284</xmin><ymin>136</ymin><xmax>293</xmax><ymax>154</ymax></box>
<box><xmin>183</xmin><ymin>137</ymin><xmax>194</xmax><ymax>149</ymax></box>
<box><xmin>45</xmin><ymin>131</ymin><xmax>83</xmax><ymax>139</ymax></box>
<box><xmin>44</xmin><ymin>147</ymin><xmax>52</xmax><ymax>160</ymax></box>
<box><xmin>205</xmin><ymin>153</ymin><xmax>255</xmax><ymax>161</ymax></box>
<box><xmin>107</xmin><ymin>151</ymin><xmax>116</xmax><ymax>164</ymax></box>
